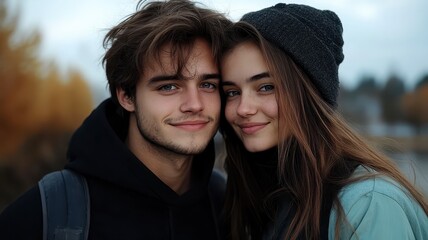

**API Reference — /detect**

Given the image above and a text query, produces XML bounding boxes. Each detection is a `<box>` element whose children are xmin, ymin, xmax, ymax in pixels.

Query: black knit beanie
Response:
<box><xmin>241</xmin><ymin>3</ymin><xmax>344</xmax><ymax>107</ymax></box>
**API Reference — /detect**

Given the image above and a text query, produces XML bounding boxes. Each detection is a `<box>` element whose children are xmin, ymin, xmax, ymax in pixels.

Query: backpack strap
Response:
<box><xmin>38</xmin><ymin>169</ymin><xmax>90</xmax><ymax>240</ymax></box>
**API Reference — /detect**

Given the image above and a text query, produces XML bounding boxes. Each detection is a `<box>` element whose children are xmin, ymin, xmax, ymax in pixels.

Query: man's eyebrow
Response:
<box><xmin>222</xmin><ymin>72</ymin><xmax>270</xmax><ymax>86</ymax></box>
<box><xmin>201</xmin><ymin>73</ymin><xmax>221</xmax><ymax>81</ymax></box>
<box><xmin>148</xmin><ymin>75</ymin><xmax>179</xmax><ymax>84</ymax></box>
<box><xmin>148</xmin><ymin>73</ymin><xmax>220</xmax><ymax>84</ymax></box>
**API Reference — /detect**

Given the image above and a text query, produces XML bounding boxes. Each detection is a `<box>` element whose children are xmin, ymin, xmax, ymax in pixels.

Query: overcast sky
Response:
<box><xmin>6</xmin><ymin>0</ymin><xmax>428</xmax><ymax>96</ymax></box>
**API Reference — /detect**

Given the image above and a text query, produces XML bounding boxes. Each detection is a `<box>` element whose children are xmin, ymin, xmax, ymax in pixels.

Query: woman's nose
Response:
<box><xmin>236</xmin><ymin>93</ymin><xmax>257</xmax><ymax>117</ymax></box>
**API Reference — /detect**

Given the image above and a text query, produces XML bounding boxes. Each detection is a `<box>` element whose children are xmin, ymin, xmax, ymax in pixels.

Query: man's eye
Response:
<box><xmin>158</xmin><ymin>84</ymin><xmax>178</xmax><ymax>91</ymax></box>
<box><xmin>260</xmin><ymin>84</ymin><xmax>274</xmax><ymax>92</ymax></box>
<box><xmin>200</xmin><ymin>82</ymin><xmax>217</xmax><ymax>89</ymax></box>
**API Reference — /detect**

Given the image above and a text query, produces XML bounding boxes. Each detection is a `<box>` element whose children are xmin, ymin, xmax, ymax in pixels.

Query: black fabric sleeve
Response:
<box><xmin>0</xmin><ymin>185</ymin><xmax>43</xmax><ymax>240</ymax></box>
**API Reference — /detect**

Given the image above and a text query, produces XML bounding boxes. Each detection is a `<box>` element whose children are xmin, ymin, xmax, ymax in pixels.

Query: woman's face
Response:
<box><xmin>221</xmin><ymin>41</ymin><xmax>278</xmax><ymax>152</ymax></box>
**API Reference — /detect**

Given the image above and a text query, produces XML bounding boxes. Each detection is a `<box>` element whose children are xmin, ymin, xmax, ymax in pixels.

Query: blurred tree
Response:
<box><xmin>63</xmin><ymin>68</ymin><xmax>93</xmax><ymax>131</ymax></box>
<box><xmin>0</xmin><ymin>2</ymin><xmax>94</xmax><ymax>210</ymax></box>
<box><xmin>0</xmin><ymin>2</ymin><xmax>93</xmax><ymax>156</ymax></box>
<box><xmin>338</xmin><ymin>76</ymin><xmax>381</xmax><ymax>125</ymax></box>
<box><xmin>380</xmin><ymin>74</ymin><xmax>406</xmax><ymax>124</ymax></box>
<box><xmin>415</xmin><ymin>74</ymin><xmax>428</xmax><ymax>89</ymax></box>
<box><xmin>402</xmin><ymin>75</ymin><xmax>428</xmax><ymax>134</ymax></box>
<box><xmin>354</xmin><ymin>75</ymin><xmax>380</xmax><ymax>98</ymax></box>
<box><xmin>0</xmin><ymin>2</ymin><xmax>44</xmax><ymax>155</ymax></box>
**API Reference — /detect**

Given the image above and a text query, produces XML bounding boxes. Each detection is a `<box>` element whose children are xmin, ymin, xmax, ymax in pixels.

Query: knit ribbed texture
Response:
<box><xmin>241</xmin><ymin>3</ymin><xmax>344</xmax><ymax>107</ymax></box>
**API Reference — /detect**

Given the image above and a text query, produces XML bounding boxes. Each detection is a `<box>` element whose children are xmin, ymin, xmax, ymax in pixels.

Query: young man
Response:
<box><xmin>0</xmin><ymin>1</ymin><xmax>231</xmax><ymax>239</ymax></box>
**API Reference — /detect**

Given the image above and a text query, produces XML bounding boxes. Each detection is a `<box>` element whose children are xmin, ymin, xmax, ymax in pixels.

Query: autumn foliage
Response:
<box><xmin>0</xmin><ymin>2</ymin><xmax>93</xmax><ymax>209</ymax></box>
<box><xmin>402</xmin><ymin>83</ymin><xmax>428</xmax><ymax>134</ymax></box>
<box><xmin>0</xmin><ymin>3</ymin><xmax>93</xmax><ymax>157</ymax></box>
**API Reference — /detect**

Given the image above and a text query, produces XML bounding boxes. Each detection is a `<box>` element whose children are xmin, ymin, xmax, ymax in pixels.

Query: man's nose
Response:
<box><xmin>180</xmin><ymin>87</ymin><xmax>204</xmax><ymax>113</ymax></box>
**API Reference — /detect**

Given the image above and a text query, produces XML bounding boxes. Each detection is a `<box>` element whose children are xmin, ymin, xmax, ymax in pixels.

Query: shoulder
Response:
<box><xmin>329</xmin><ymin>166</ymin><xmax>428</xmax><ymax>239</ymax></box>
<box><xmin>0</xmin><ymin>186</ymin><xmax>43</xmax><ymax>239</ymax></box>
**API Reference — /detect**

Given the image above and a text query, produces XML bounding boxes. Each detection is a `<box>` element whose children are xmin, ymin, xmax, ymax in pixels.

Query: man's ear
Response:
<box><xmin>116</xmin><ymin>88</ymin><xmax>135</xmax><ymax>112</ymax></box>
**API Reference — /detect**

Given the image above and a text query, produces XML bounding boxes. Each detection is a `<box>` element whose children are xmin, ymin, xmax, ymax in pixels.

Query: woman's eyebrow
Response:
<box><xmin>222</xmin><ymin>72</ymin><xmax>270</xmax><ymax>86</ymax></box>
<box><xmin>248</xmin><ymin>72</ymin><xmax>270</xmax><ymax>82</ymax></box>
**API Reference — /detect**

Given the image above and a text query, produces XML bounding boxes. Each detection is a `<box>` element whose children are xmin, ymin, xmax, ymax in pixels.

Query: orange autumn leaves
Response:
<box><xmin>0</xmin><ymin>3</ymin><xmax>93</xmax><ymax>157</ymax></box>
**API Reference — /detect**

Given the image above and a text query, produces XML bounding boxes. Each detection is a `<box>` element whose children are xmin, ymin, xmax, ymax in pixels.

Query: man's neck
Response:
<box><xmin>126</xmin><ymin>134</ymin><xmax>194</xmax><ymax>195</ymax></box>
<box><xmin>149</xmin><ymin>156</ymin><xmax>193</xmax><ymax>195</ymax></box>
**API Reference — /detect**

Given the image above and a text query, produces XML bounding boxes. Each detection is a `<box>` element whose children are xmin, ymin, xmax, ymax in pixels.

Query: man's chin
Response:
<box><xmin>175</xmin><ymin>144</ymin><xmax>208</xmax><ymax>155</ymax></box>
<box><xmin>170</xmin><ymin>139</ymin><xmax>211</xmax><ymax>155</ymax></box>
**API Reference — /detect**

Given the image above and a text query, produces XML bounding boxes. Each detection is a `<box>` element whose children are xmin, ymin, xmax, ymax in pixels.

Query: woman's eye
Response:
<box><xmin>260</xmin><ymin>84</ymin><xmax>274</xmax><ymax>92</ymax></box>
<box><xmin>224</xmin><ymin>90</ymin><xmax>240</xmax><ymax>97</ymax></box>
<box><xmin>159</xmin><ymin>84</ymin><xmax>178</xmax><ymax>91</ymax></box>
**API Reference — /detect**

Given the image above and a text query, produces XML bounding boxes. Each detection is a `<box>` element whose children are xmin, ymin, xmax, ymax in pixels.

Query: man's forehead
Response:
<box><xmin>142</xmin><ymin>41</ymin><xmax>187</xmax><ymax>72</ymax></box>
<box><xmin>142</xmin><ymin>39</ymin><xmax>217</xmax><ymax>78</ymax></box>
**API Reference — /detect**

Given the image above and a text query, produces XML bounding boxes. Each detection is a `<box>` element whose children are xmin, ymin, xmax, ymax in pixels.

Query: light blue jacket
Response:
<box><xmin>329</xmin><ymin>167</ymin><xmax>428</xmax><ymax>239</ymax></box>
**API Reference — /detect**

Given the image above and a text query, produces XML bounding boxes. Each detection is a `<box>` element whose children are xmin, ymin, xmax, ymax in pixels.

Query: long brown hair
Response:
<box><xmin>220</xmin><ymin>22</ymin><xmax>428</xmax><ymax>240</ymax></box>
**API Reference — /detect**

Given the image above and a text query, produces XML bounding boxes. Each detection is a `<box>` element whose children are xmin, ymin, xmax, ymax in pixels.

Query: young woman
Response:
<box><xmin>220</xmin><ymin>3</ymin><xmax>428</xmax><ymax>240</ymax></box>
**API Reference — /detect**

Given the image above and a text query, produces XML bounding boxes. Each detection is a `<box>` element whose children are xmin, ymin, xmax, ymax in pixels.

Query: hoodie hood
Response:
<box><xmin>65</xmin><ymin>98</ymin><xmax>216</xmax><ymax>206</ymax></box>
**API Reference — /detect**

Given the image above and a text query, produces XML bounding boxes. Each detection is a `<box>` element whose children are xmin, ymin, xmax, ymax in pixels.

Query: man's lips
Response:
<box><xmin>237</xmin><ymin>122</ymin><xmax>268</xmax><ymax>134</ymax></box>
<box><xmin>169</xmin><ymin>120</ymin><xmax>210</xmax><ymax>131</ymax></box>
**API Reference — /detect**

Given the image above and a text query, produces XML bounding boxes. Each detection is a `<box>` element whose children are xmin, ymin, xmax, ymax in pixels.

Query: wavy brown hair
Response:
<box><xmin>220</xmin><ymin>22</ymin><xmax>428</xmax><ymax>240</ymax></box>
<box><xmin>102</xmin><ymin>0</ymin><xmax>231</xmax><ymax>109</ymax></box>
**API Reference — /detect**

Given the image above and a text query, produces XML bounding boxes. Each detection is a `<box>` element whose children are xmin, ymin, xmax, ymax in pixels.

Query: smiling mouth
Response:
<box><xmin>238</xmin><ymin>123</ymin><xmax>268</xmax><ymax>134</ymax></box>
<box><xmin>170</xmin><ymin>120</ymin><xmax>209</xmax><ymax>131</ymax></box>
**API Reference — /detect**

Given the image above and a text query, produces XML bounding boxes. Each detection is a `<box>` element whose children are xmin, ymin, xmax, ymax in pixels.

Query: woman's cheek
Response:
<box><xmin>225</xmin><ymin>101</ymin><xmax>237</xmax><ymax>124</ymax></box>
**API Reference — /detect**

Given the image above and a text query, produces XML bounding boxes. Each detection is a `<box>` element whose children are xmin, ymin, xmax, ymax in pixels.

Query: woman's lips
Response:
<box><xmin>238</xmin><ymin>122</ymin><xmax>268</xmax><ymax>134</ymax></box>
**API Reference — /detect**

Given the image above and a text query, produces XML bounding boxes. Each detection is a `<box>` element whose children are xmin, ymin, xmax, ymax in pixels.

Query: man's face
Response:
<box><xmin>124</xmin><ymin>38</ymin><xmax>220</xmax><ymax>156</ymax></box>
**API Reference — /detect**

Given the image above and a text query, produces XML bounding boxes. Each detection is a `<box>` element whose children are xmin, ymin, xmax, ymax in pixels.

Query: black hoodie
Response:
<box><xmin>0</xmin><ymin>98</ymin><xmax>224</xmax><ymax>240</ymax></box>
